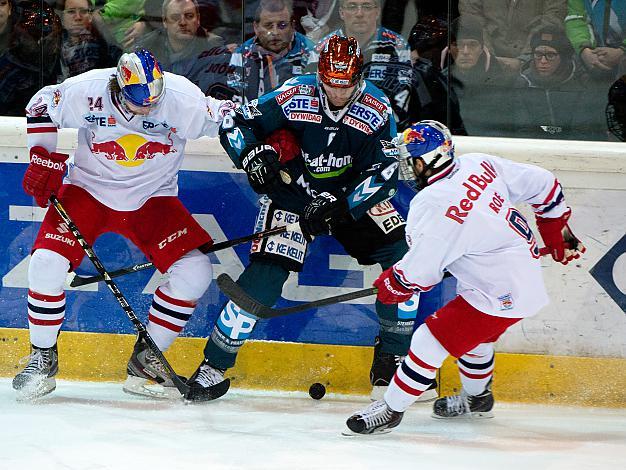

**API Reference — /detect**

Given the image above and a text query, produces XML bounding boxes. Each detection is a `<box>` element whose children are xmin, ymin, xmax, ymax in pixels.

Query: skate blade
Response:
<box><xmin>370</xmin><ymin>386</ymin><xmax>438</xmax><ymax>403</ymax></box>
<box><xmin>341</xmin><ymin>427</ymin><xmax>393</xmax><ymax>437</ymax></box>
<box><xmin>431</xmin><ymin>410</ymin><xmax>494</xmax><ymax>420</ymax></box>
<box><xmin>15</xmin><ymin>377</ymin><xmax>56</xmax><ymax>402</ymax></box>
<box><xmin>122</xmin><ymin>375</ymin><xmax>182</xmax><ymax>400</ymax></box>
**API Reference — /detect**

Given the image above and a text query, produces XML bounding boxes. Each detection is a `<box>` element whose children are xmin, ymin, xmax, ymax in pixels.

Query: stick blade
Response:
<box><xmin>216</xmin><ymin>274</ymin><xmax>271</xmax><ymax>317</ymax></box>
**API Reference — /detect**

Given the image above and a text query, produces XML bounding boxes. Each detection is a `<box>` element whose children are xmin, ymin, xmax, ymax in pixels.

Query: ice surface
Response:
<box><xmin>1</xmin><ymin>378</ymin><xmax>625</xmax><ymax>470</ymax></box>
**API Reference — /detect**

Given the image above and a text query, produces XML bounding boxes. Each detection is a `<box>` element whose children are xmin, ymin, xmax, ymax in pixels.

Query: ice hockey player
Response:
<box><xmin>185</xmin><ymin>35</ymin><xmax>430</xmax><ymax>402</ymax></box>
<box><xmin>14</xmin><ymin>49</ymin><xmax>235</xmax><ymax>400</ymax></box>
<box><xmin>345</xmin><ymin>120</ymin><xmax>585</xmax><ymax>434</ymax></box>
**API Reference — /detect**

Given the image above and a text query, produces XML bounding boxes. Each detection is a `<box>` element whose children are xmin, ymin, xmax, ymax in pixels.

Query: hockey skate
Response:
<box><xmin>432</xmin><ymin>381</ymin><xmax>494</xmax><ymax>419</ymax></box>
<box><xmin>123</xmin><ymin>337</ymin><xmax>182</xmax><ymax>399</ymax></box>
<box><xmin>345</xmin><ymin>399</ymin><xmax>404</xmax><ymax>435</ymax></box>
<box><xmin>185</xmin><ymin>360</ymin><xmax>231</xmax><ymax>402</ymax></box>
<box><xmin>370</xmin><ymin>337</ymin><xmax>438</xmax><ymax>403</ymax></box>
<box><xmin>13</xmin><ymin>344</ymin><xmax>59</xmax><ymax>400</ymax></box>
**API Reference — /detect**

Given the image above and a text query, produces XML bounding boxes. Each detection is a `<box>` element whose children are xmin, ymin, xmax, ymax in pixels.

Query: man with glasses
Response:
<box><xmin>227</xmin><ymin>0</ymin><xmax>315</xmax><ymax>103</ymax></box>
<box><xmin>510</xmin><ymin>26</ymin><xmax>606</xmax><ymax>140</ymax></box>
<box><xmin>309</xmin><ymin>0</ymin><xmax>412</xmax><ymax>126</ymax></box>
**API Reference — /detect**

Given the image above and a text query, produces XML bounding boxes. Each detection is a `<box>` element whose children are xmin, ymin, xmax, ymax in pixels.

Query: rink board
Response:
<box><xmin>0</xmin><ymin>160</ymin><xmax>451</xmax><ymax>344</ymax></box>
<box><xmin>1</xmin><ymin>121</ymin><xmax>625</xmax><ymax>406</ymax></box>
<box><xmin>2</xmin><ymin>327</ymin><xmax>626</xmax><ymax>407</ymax></box>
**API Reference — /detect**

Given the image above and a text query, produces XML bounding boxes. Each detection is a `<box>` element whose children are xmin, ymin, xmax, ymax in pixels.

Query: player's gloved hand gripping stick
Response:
<box><xmin>50</xmin><ymin>196</ymin><xmax>190</xmax><ymax>398</ymax></box>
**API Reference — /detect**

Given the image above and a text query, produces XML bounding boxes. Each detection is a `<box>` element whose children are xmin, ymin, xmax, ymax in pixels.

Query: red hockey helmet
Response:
<box><xmin>317</xmin><ymin>35</ymin><xmax>363</xmax><ymax>88</ymax></box>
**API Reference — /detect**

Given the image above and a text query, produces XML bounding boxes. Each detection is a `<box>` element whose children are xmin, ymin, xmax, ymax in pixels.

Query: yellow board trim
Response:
<box><xmin>2</xmin><ymin>328</ymin><xmax>625</xmax><ymax>407</ymax></box>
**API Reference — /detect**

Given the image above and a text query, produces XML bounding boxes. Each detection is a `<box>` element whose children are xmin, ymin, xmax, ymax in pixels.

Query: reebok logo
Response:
<box><xmin>32</xmin><ymin>155</ymin><xmax>65</xmax><ymax>171</ymax></box>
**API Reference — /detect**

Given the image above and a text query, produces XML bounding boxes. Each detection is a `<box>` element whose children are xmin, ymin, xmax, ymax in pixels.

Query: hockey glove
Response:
<box><xmin>266</xmin><ymin>128</ymin><xmax>301</xmax><ymax>164</ymax></box>
<box><xmin>536</xmin><ymin>208</ymin><xmax>586</xmax><ymax>265</ymax></box>
<box><xmin>374</xmin><ymin>267</ymin><xmax>414</xmax><ymax>305</ymax></box>
<box><xmin>300</xmin><ymin>192</ymin><xmax>350</xmax><ymax>242</ymax></box>
<box><xmin>22</xmin><ymin>146</ymin><xmax>69</xmax><ymax>208</ymax></box>
<box><xmin>241</xmin><ymin>144</ymin><xmax>282</xmax><ymax>194</ymax></box>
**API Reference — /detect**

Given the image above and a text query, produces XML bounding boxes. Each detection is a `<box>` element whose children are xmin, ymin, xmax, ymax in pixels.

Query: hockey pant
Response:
<box><xmin>384</xmin><ymin>296</ymin><xmax>521</xmax><ymax>412</ymax></box>
<box><xmin>203</xmin><ymin>237</ymin><xmax>416</xmax><ymax>371</ymax></box>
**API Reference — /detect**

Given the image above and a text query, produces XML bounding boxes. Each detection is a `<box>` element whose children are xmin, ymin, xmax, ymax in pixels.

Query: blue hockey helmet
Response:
<box><xmin>116</xmin><ymin>49</ymin><xmax>165</xmax><ymax>108</ymax></box>
<box><xmin>397</xmin><ymin>120</ymin><xmax>455</xmax><ymax>191</ymax></box>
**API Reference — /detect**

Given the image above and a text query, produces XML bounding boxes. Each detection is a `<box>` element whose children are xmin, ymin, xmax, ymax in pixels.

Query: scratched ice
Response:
<box><xmin>1</xmin><ymin>378</ymin><xmax>625</xmax><ymax>470</ymax></box>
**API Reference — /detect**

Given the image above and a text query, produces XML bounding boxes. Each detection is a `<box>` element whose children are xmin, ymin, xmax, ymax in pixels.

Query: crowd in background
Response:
<box><xmin>0</xmin><ymin>0</ymin><xmax>624</xmax><ymax>141</ymax></box>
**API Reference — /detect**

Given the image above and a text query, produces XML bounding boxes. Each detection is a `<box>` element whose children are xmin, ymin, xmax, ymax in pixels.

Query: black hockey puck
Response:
<box><xmin>308</xmin><ymin>382</ymin><xmax>326</xmax><ymax>400</ymax></box>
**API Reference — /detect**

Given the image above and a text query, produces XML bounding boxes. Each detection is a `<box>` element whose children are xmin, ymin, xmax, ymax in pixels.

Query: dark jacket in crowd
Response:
<box><xmin>399</xmin><ymin>57</ymin><xmax>466</xmax><ymax>135</ymax></box>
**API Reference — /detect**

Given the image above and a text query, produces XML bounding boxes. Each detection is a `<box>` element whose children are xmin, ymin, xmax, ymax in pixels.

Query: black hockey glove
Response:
<box><xmin>241</xmin><ymin>144</ymin><xmax>282</xmax><ymax>194</ymax></box>
<box><xmin>300</xmin><ymin>192</ymin><xmax>350</xmax><ymax>242</ymax></box>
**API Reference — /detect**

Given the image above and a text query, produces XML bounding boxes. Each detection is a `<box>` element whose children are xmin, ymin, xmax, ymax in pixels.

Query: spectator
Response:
<box><xmin>57</xmin><ymin>0</ymin><xmax>121</xmax><ymax>82</ymax></box>
<box><xmin>300</xmin><ymin>0</ymin><xmax>341</xmax><ymax>43</ymax></box>
<box><xmin>442</xmin><ymin>14</ymin><xmax>516</xmax><ymax>136</ymax></box>
<box><xmin>0</xmin><ymin>1</ymin><xmax>62</xmax><ymax>116</ymax></box>
<box><xmin>0</xmin><ymin>0</ymin><xmax>11</xmax><ymax>53</ymax></box>
<box><xmin>310</xmin><ymin>0</ymin><xmax>412</xmax><ymax>124</ymax></box>
<box><xmin>124</xmin><ymin>0</ymin><xmax>224</xmax><ymax>50</ymax></box>
<box><xmin>402</xmin><ymin>17</ymin><xmax>466</xmax><ymax>134</ymax></box>
<box><xmin>137</xmin><ymin>0</ymin><xmax>231</xmax><ymax>97</ymax></box>
<box><xmin>227</xmin><ymin>0</ymin><xmax>315</xmax><ymax>102</ymax></box>
<box><xmin>459</xmin><ymin>0</ymin><xmax>566</xmax><ymax>71</ymax></box>
<box><xmin>606</xmin><ymin>74</ymin><xmax>626</xmax><ymax>141</ymax></box>
<box><xmin>120</xmin><ymin>0</ymin><xmax>164</xmax><ymax>50</ymax></box>
<box><xmin>381</xmin><ymin>0</ymin><xmax>458</xmax><ymax>37</ymax></box>
<box><xmin>565</xmin><ymin>0</ymin><xmax>626</xmax><ymax>82</ymax></box>
<box><xmin>92</xmin><ymin>0</ymin><xmax>144</xmax><ymax>47</ymax></box>
<box><xmin>511</xmin><ymin>26</ymin><xmax>606</xmax><ymax>140</ymax></box>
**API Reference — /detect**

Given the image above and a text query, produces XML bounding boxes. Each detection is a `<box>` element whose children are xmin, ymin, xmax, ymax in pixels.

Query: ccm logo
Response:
<box><xmin>158</xmin><ymin>228</ymin><xmax>188</xmax><ymax>249</ymax></box>
<box><xmin>32</xmin><ymin>155</ymin><xmax>65</xmax><ymax>171</ymax></box>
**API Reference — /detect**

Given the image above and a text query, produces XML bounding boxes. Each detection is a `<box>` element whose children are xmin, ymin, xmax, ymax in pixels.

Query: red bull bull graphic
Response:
<box><xmin>90</xmin><ymin>133</ymin><xmax>176</xmax><ymax>167</ymax></box>
<box><xmin>403</xmin><ymin>128</ymin><xmax>425</xmax><ymax>144</ymax></box>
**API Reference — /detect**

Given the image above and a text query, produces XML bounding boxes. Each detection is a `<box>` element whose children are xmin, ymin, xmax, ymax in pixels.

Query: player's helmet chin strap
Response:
<box><xmin>400</xmin><ymin>150</ymin><xmax>453</xmax><ymax>192</ymax></box>
<box><xmin>318</xmin><ymin>79</ymin><xmax>365</xmax><ymax>116</ymax></box>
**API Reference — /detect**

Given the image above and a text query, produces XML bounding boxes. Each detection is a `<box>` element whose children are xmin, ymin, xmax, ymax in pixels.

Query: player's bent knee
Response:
<box><xmin>464</xmin><ymin>342</ymin><xmax>494</xmax><ymax>358</ymax></box>
<box><xmin>166</xmin><ymin>249</ymin><xmax>213</xmax><ymax>301</ymax></box>
<box><xmin>28</xmin><ymin>249</ymin><xmax>70</xmax><ymax>295</ymax></box>
<box><xmin>410</xmin><ymin>324</ymin><xmax>449</xmax><ymax>369</ymax></box>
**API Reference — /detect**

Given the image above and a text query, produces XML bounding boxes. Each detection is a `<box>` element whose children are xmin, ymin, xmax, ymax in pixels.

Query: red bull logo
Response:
<box><xmin>90</xmin><ymin>134</ymin><xmax>175</xmax><ymax>167</ymax></box>
<box><xmin>403</xmin><ymin>128</ymin><xmax>425</xmax><ymax>144</ymax></box>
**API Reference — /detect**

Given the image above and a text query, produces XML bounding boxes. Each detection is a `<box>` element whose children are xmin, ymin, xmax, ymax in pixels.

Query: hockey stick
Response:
<box><xmin>69</xmin><ymin>222</ymin><xmax>300</xmax><ymax>287</ymax></box>
<box><xmin>217</xmin><ymin>248</ymin><xmax>556</xmax><ymax>318</ymax></box>
<box><xmin>216</xmin><ymin>273</ymin><xmax>377</xmax><ymax>318</ymax></box>
<box><xmin>50</xmin><ymin>196</ymin><xmax>190</xmax><ymax>398</ymax></box>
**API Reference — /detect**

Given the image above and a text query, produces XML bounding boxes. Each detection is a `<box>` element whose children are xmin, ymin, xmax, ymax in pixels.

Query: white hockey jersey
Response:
<box><xmin>26</xmin><ymin>68</ymin><xmax>230</xmax><ymax>211</ymax></box>
<box><xmin>394</xmin><ymin>153</ymin><xmax>569</xmax><ymax>319</ymax></box>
